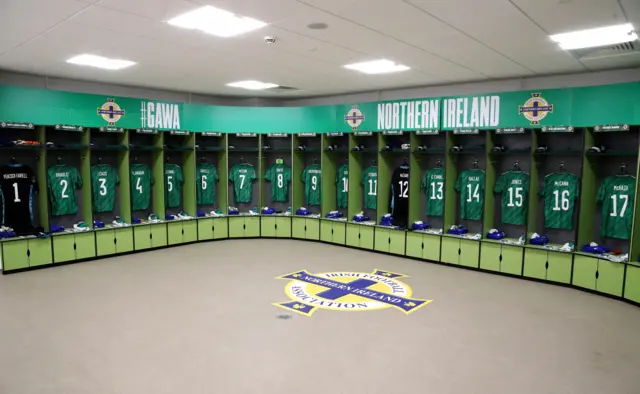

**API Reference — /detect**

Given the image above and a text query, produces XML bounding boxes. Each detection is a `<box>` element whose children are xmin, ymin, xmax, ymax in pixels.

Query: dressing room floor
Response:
<box><xmin>1</xmin><ymin>240</ymin><xmax>639</xmax><ymax>394</ymax></box>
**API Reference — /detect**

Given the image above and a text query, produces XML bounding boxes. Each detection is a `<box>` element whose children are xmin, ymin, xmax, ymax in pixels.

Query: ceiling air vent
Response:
<box><xmin>270</xmin><ymin>85</ymin><xmax>299</xmax><ymax>93</ymax></box>
<box><xmin>572</xmin><ymin>39</ymin><xmax>640</xmax><ymax>60</ymax></box>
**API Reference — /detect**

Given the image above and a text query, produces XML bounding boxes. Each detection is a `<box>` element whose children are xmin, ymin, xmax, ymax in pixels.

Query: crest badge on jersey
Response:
<box><xmin>98</xmin><ymin>98</ymin><xmax>126</xmax><ymax>126</ymax></box>
<box><xmin>518</xmin><ymin>93</ymin><xmax>553</xmax><ymax>125</ymax></box>
<box><xmin>344</xmin><ymin>105</ymin><xmax>365</xmax><ymax>130</ymax></box>
<box><xmin>274</xmin><ymin>269</ymin><xmax>431</xmax><ymax>316</ymax></box>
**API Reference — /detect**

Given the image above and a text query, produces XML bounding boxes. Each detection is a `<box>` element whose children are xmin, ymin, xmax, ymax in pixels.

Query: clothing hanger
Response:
<box><xmin>472</xmin><ymin>159</ymin><xmax>479</xmax><ymax>169</ymax></box>
<box><xmin>619</xmin><ymin>163</ymin><xmax>627</xmax><ymax>175</ymax></box>
<box><xmin>402</xmin><ymin>157</ymin><xmax>409</xmax><ymax>166</ymax></box>
<box><xmin>10</xmin><ymin>156</ymin><xmax>17</xmax><ymax>164</ymax></box>
<box><xmin>513</xmin><ymin>160</ymin><xmax>520</xmax><ymax>171</ymax></box>
<box><xmin>200</xmin><ymin>157</ymin><xmax>207</xmax><ymax>163</ymax></box>
<box><xmin>98</xmin><ymin>156</ymin><xmax>102</xmax><ymax>164</ymax></box>
<box><xmin>313</xmin><ymin>157</ymin><xmax>318</xmax><ymax>164</ymax></box>
<box><xmin>133</xmin><ymin>156</ymin><xmax>139</xmax><ymax>163</ymax></box>
<box><xmin>559</xmin><ymin>161</ymin><xmax>565</xmax><ymax>172</ymax></box>
<box><xmin>436</xmin><ymin>159</ymin><xmax>443</xmax><ymax>168</ymax></box>
<box><xmin>57</xmin><ymin>156</ymin><xmax>63</xmax><ymax>165</ymax></box>
<box><xmin>165</xmin><ymin>155</ymin><xmax>170</xmax><ymax>163</ymax></box>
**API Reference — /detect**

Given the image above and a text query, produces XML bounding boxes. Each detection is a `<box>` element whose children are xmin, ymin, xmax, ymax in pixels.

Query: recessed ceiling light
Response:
<box><xmin>66</xmin><ymin>54</ymin><xmax>136</xmax><ymax>70</ymax></box>
<box><xmin>550</xmin><ymin>23</ymin><xmax>637</xmax><ymax>50</ymax></box>
<box><xmin>167</xmin><ymin>5</ymin><xmax>267</xmax><ymax>38</ymax></box>
<box><xmin>343</xmin><ymin>59</ymin><xmax>410</xmax><ymax>74</ymax></box>
<box><xmin>307</xmin><ymin>22</ymin><xmax>328</xmax><ymax>30</ymax></box>
<box><xmin>227</xmin><ymin>80</ymin><xmax>278</xmax><ymax>90</ymax></box>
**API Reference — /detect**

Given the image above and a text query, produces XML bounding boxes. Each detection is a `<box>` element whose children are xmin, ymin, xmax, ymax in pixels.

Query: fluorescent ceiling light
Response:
<box><xmin>343</xmin><ymin>59</ymin><xmax>410</xmax><ymax>74</ymax></box>
<box><xmin>167</xmin><ymin>6</ymin><xmax>267</xmax><ymax>37</ymax></box>
<box><xmin>550</xmin><ymin>23</ymin><xmax>637</xmax><ymax>50</ymax></box>
<box><xmin>227</xmin><ymin>81</ymin><xmax>278</xmax><ymax>90</ymax></box>
<box><xmin>67</xmin><ymin>54</ymin><xmax>136</xmax><ymax>70</ymax></box>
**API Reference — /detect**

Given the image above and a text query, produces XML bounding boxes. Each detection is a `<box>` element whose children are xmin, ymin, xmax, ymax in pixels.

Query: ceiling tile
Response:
<box><xmin>511</xmin><ymin>0</ymin><xmax>626</xmax><ymax>34</ymax></box>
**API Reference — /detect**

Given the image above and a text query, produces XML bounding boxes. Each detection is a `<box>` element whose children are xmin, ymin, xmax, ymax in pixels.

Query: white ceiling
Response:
<box><xmin>0</xmin><ymin>0</ymin><xmax>639</xmax><ymax>98</ymax></box>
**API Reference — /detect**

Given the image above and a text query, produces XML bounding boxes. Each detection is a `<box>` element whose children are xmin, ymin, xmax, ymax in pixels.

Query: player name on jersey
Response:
<box><xmin>3</xmin><ymin>173</ymin><xmax>29</xmax><ymax>179</ymax></box>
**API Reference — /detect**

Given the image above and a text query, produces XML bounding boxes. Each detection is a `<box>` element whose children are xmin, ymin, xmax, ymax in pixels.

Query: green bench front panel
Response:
<box><xmin>406</xmin><ymin>233</ymin><xmax>441</xmax><ymax>261</ymax></box>
<box><xmin>523</xmin><ymin>248</ymin><xmax>572</xmax><ymax>284</ymax></box>
<box><xmin>229</xmin><ymin>217</ymin><xmax>260</xmax><ymax>238</ymax></box>
<box><xmin>480</xmin><ymin>242</ymin><xmax>523</xmax><ymax>275</ymax></box>
<box><xmin>292</xmin><ymin>217</ymin><xmax>320</xmax><ymax>240</ymax></box>
<box><xmin>2</xmin><ymin>238</ymin><xmax>53</xmax><ymax>270</ymax></box>
<box><xmin>262</xmin><ymin>217</ymin><xmax>291</xmax><ymax>238</ymax></box>
<box><xmin>320</xmin><ymin>220</ymin><xmax>346</xmax><ymax>245</ymax></box>
<box><xmin>572</xmin><ymin>255</ymin><xmax>625</xmax><ymax>297</ymax></box>
<box><xmin>346</xmin><ymin>224</ymin><xmax>375</xmax><ymax>250</ymax></box>
<box><xmin>441</xmin><ymin>237</ymin><xmax>479</xmax><ymax>267</ymax></box>
<box><xmin>96</xmin><ymin>228</ymin><xmax>134</xmax><ymax>256</ymax></box>
<box><xmin>624</xmin><ymin>264</ymin><xmax>640</xmax><ymax>303</ymax></box>
<box><xmin>53</xmin><ymin>232</ymin><xmax>96</xmax><ymax>263</ymax></box>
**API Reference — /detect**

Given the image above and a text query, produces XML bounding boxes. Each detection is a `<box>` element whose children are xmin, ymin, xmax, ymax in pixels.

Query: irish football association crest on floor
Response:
<box><xmin>274</xmin><ymin>269</ymin><xmax>431</xmax><ymax>316</ymax></box>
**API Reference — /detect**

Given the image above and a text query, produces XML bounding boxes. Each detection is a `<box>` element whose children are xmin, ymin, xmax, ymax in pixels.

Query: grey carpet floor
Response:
<box><xmin>1</xmin><ymin>240</ymin><xmax>639</xmax><ymax>394</ymax></box>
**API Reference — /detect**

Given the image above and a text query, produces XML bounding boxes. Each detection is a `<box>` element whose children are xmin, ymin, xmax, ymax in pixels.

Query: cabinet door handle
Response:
<box><xmin>304</xmin><ymin>225</ymin><xmax>307</xmax><ymax>231</ymax></box>
<box><xmin>358</xmin><ymin>233</ymin><xmax>361</xmax><ymax>239</ymax></box>
<box><xmin>243</xmin><ymin>224</ymin><xmax>246</xmax><ymax>230</ymax></box>
<box><xmin>331</xmin><ymin>229</ymin><xmax>334</xmax><ymax>235</ymax></box>
<box><xmin>114</xmin><ymin>238</ymin><xmax>117</xmax><ymax>244</ymax></box>
<box><xmin>212</xmin><ymin>226</ymin><xmax>215</xmax><ymax>232</ymax></box>
<box><xmin>421</xmin><ymin>242</ymin><xmax>424</xmax><ymax>249</ymax></box>
<box><xmin>388</xmin><ymin>237</ymin><xmax>391</xmax><ymax>244</ymax></box>
<box><xmin>150</xmin><ymin>233</ymin><xmax>153</xmax><ymax>239</ymax></box>
<box><xmin>26</xmin><ymin>249</ymin><xmax>30</xmax><ymax>257</ymax></box>
<box><xmin>73</xmin><ymin>243</ymin><xmax>77</xmax><ymax>250</ymax></box>
<box><xmin>275</xmin><ymin>224</ymin><xmax>278</xmax><ymax>230</ymax></box>
<box><xmin>181</xmin><ymin>229</ymin><xmax>184</xmax><ymax>235</ymax></box>
<box><xmin>595</xmin><ymin>270</ymin><xmax>599</xmax><ymax>279</ymax></box>
<box><xmin>458</xmin><ymin>248</ymin><xmax>461</xmax><ymax>255</ymax></box>
<box><xmin>499</xmin><ymin>254</ymin><xmax>503</xmax><ymax>262</ymax></box>
<box><xmin>545</xmin><ymin>261</ymin><xmax>549</xmax><ymax>270</ymax></box>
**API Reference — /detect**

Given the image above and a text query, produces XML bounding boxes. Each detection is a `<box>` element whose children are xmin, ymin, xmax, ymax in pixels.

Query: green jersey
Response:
<box><xmin>336</xmin><ymin>164</ymin><xmax>349</xmax><ymax>209</ymax></box>
<box><xmin>542</xmin><ymin>172</ymin><xmax>579</xmax><ymax>230</ymax></box>
<box><xmin>302</xmin><ymin>164</ymin><xmax>322</xmax><ymax>206</ymax></box>
<box><xmin>455</xmin><ymin>169</ymin><xmax>485</xmax><ymax>220</ymax></box>
<box><xmin>265</xmin><ymin>163</ymin><xmax>291</xmax><ymax>202</ymax></box>
<box><xmin>230</xmin><ymin>163</ymin><xmax>256</xmax><ymax>203</ymax></box>
<box><xmin>196</xmin><ymin>163</ymin><xmax>219</xmax><ymax>205</ymax></box>
<box><xmin>130</xmin><ymin>164</ymin><xmax>153</xmax><ymax>211</ymax></box>
<box><xmin>47</xmin><ymin>165</ymin><xmax>82</xmax><ymax>216</ymax></box>
<box><xmin>164</xmin><ymin>164</ymin><xmax>183</xmax><ymax>208</ymax></box>
<box><xmin>91</xmin><ymin>164</ymin><xmax>119</xmax><ymax>213</ymax></box>
<box><xmin>421</xmin><ymin>167</ymin><xmax>445</xmax><ymax>216</ymax></box>
<box><xmin>598</xmin><ymin>175</ymin><xmax>636</xmax><ymax>239</ymax></box>
<box><xmin>494</xmin><ymin>171</ymin><xmax>530</xmax><ymax>225</ymax></box>
<box><xmin>361</xmin><ymin>166</ymin><xmax>378</xmax><ymax>210</ymax></box>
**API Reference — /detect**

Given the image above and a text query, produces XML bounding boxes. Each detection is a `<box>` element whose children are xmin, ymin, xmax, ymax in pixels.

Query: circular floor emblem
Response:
<box><xmin>274</xmin><ymin>269</ymin><xmax>431</xmax><ymax>316</ymax></box>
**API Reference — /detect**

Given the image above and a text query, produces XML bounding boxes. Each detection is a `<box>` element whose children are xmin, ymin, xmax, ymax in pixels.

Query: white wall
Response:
<box><xmin>2</xmin><ymin>68</ymin><xmax>639</xmax><ymax>107</ymax></box>
<box><xmin>280</xmin><ymin>68</ymin><xmax>640</xmax><ymax>106</ymax></box>
<box><xmin>0</xmin><ymin>70</ymin><xmax>283</xmax><ymax>107</ymax></box>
